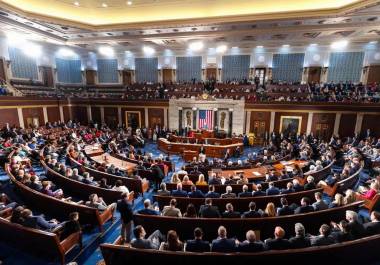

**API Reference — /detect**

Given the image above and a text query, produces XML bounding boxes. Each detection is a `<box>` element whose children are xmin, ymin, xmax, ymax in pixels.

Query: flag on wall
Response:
<box><xmin>198</xmin><ymin>110</ymin><xmax>213</xmax><ymax>130</ymax></box>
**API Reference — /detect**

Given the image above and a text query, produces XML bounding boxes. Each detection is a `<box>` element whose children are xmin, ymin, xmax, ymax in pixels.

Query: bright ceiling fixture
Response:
<box><xmin>282</xmin><ymin>44</ymin><xmax>290</xmax><ymax>48</ymax></box>
<box><xmin>98</xmin><ymin>46</ymin><xmax>114</xmax><ymax>56</ymax></box>
<box><xmin>127</xmin><ymin>1</ymin><xmax>133</xmax><ymax>5</ymax></box>
<box><xmin>256</xmin><ymin>45</ymin><xmax>264</xmax><ymax>49</ymax></box>
<box><xmin>74</xmin><ymin>1</ymin><xmax>80</xmax><ymax>6</ymax></box>
<box><xmin>330</xmin><ymin>40</ymin><xmax>348</xmax><ymax>49</ymax></box>
<box><xmin>57</xmin><ymin>47</ymin><xmax>76</xmax><ymax>57</ymax></box>
<box><xmin>189</xmin><ymin>41</ymin><xmax>204</xmax><ymax>51</ymax></box>
<box><xmin>143</xmin><ymin>46</ymin><xmax>155</xmax><ymax>55</ymax></box>
<box><xmin>310</xmin><ymin>43</ymin><xmax>318</xmax><ymax>46</ymax></box>
<box><xmin>216</xmin><ymin>45</ymin><xmax>227</xmax><ymax>53</ymax></box>
<box><xmin>369</xmin><ymin>41</ymin><xmax>378</xmax><ymax>44</ymax></box>
<box><xmin>101</xmin><ymin>2</ymin><xmax>108</xmax><ymax>7</ymax></box>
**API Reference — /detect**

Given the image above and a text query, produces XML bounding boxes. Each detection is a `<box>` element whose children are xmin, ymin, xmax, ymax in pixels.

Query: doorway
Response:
<box><xmin>254</xmin><ymin>68</ymin><xmax>266</xmax><ymax>85</ymax></box>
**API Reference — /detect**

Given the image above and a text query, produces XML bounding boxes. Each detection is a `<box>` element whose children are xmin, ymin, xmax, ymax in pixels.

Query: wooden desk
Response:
<box><xmin>158</xmin><ymin>138</ymin><xmax>243</xmax><ymax>158</ymax></box>
<box><xmin>83</xmin><ymin>144</ymin><xmax>104</xmax><ymax>157</ymax></box>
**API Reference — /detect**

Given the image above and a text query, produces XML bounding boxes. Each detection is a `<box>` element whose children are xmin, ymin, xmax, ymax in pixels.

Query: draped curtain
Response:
<box><xmin>327</xmin><ymin>52</ymin><xmax>364</xmax><ymax>82</ymax></box>
<box><xmin>272</xmin><ymin>53</ymin><xmax>305</xmax><ymax>82</ymax></box>
<box><xmin>135</xmin><ymin>57</ymin><xmax>158</xmax><ymax>83</ymax></box>
<box><xmin>55</xmin><ymin>58</ymin><xmax>82</xmax><ymax>83</ymax></box>
<box><xmin>222</xmin><ymin>55</ymin><xmax>250</xmax><ymax>82</ymax></box>
<box><xmin>97</xmin><ymin>59</ymin><xmax>119</xmax><ymax>83</ymax></box>
<box><xmin>8</xmin><ymin>47</ymin><xmax>38</xmax><ymax>80</ymax></box>
<box><xmin>176</xmin><ymin>56</ymin><xmax>202</xmax><ymax>82</ymax></box>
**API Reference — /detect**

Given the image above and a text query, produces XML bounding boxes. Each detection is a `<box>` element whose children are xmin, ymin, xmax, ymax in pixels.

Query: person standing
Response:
<box><xmin>117</xmin><ymin>192</ymin><xmax>134</xmax><ymax>243</ymax></box>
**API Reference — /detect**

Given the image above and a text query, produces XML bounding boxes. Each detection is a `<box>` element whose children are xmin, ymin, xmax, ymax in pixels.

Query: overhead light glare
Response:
<box><xmin>330</xmin><ymin>40</ymin><xmax>349</xmax><ymax>49</ymax></box>
<box><xmin>189</xmin><ymin>41</ymin><xmax>204</xmax><ymax>51</ymax></box>
<box><xmin>143</xmin><ymin>46</ymin><xmax>155</xmax><ymax>55</ymax></box>
<box><xmin>98</xmin><ymin>46</ymin><xmax>114</xmax><ymax>57</ymax></box>
<box><xmin>216</xmin><ymin>45</ymin><xmax>227</xmax><ymax>53</ymax></box>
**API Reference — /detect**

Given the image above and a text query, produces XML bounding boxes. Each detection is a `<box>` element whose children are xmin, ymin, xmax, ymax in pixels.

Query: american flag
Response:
<box><xmin>198</xmin><ymin>110</ymin><xmax>213</xmax><ymax>130</ymax></box>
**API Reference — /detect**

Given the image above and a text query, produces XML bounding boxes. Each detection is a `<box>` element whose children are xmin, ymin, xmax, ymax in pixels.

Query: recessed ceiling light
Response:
<box><xmin>143</xmin><ymin>46</ymin><xmax>155</xmax><ymax>55</ymax></box>
<box><xmin>102</xmin><ymin>3</ymin><xmax>108</xmax><ymax>7</ymax></box>
<box><xmin>256</xmin><ymin>45</ymin><xmax>264</xmax><ymax>48</ymax></box>
<box><xmin>282</xmin><ymin>44</ymin><xmax>290</xmax><ymax>47</ymax></box>
<box><xmin>98</xmin><ymin>46</ymin><xmax>114</xmax><ymax>56</ymax></box>
<box><xmin>189</xmin><ymin>41</ymin><xmax>204</xmax><ymax>51</ymax></box>
<box><xmin>331</xmin><ymin>40</ymin><xmax>348</xmax><ymax>49</ymax></box>
<box><xmin>369</xmin><ymin>41</ymin><xmax>378</xmax><ymax>44</ymax></box>
<box><xmin>74</xmin><ymin>1</ymin><xmax>80</xmax><ymax>6</ymax></box>
<box><xmin>216</xmin><ymin>45</ymin><xmax>227</xmax><ymax>53</ymax></box>
<box><xmin>310</xmin><ymin>43</ymin><xmax>318</xmax><ymax>46</ymax></box>
<box><xmin>127</xmin><ymin>1</ymin><xmax>132</xmax><ymax>5</ymax></box>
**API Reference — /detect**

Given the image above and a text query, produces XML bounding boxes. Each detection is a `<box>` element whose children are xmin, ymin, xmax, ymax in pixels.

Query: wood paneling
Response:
<box><xmin>104</xmin><ymin>107</ymin><xmax>118</xmax><ymax>128</ymax></box>
<box><xmin>0</xmin><ymin>108</ymin><xmax>19</xmax><ymax>128</ymax></box>
<box><xmin>274</xmin><ymin>112</ymin><xmax>308</xmax><ymax>134</ymax></box>
<box><xmin>86</xmin><ymin>70</ymin><xmax>96</xmax><ymax>85</ymax></box>
<box><xmin>206</xmin><ymin>68</ymin><xmax>217</xmax><ymax>80</ymax></box>
<box><xmin>22</xmin><ymin>107</ymin><xmax>44</xmax><ymax>127</ymax></box>
<box><xmin>339</xmin><ymin>114</ymin><xmax>356</xmax><ymax>138</ymax></box>
<box><xmin>311</xmin><ymin>113</ymin><xmax>335</xmax><ymax>139</ymax></box>
<box><xmin>307</xmin><ymin>67</ymin><xmax>321</xmax><ymax>83</ymax></box>
<box><xmin>162</xmin><ymin>69</ymin><xmax>173</xmax><ymax>83</ymax></box>
<box><xmin>41</xmin><ymin>66</ymin><xmax>54</xmax><ymax>87</ymax></box>
<box><xmin>121</xmin><ymin>108</ymin><xmax>145</xmax><ymax>128</ymax></box>
<box><xmin>0</xmin><ymin>58</ymin><xmax>7</xmax><ymax>81</ymax></box>
<box><xmin>250</xmin><ymin>111</ymin><xmax>270</xmax><ymax>134</ymax></box>
<box><xmin>122</xmin><ymin>70</ymin><xmax>133</xmax><ymax>85</ymax></box>
<box><xmin>71</xmin><ymin>106</ymin><xmax>88</xmax><ymax>125</ymax></box>
<box><xmin>91</xmin><ymin>107</ymin><xmax>101</xmax><ymax>123</ymax></box>
<box><xmin>362</xmin><ymin>114</ymin><xmax>380</xmax><ymax>138</ymax></box>
<box><xmin>148</xmin><ymin>108</ymin><xmax>164</xmax><ymax>128</ymax></box>
<box><xmin>366</xmin><ymin>65</ymin><xmax>380</xmax><ymax>84</ymax></box>
<box><xmin>46</xmin><ymin>107</ymin><xmax>60</xmax><ymax>123</ymax></box>
<box><xmin>62</xmin><ymin>106</ymin><xmax>71</xmax><ymax>122</ymax></box>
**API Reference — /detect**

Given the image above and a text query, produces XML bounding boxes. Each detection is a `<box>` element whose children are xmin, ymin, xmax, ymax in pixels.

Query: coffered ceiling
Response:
<box><xmin>0</xmin><ymin>0</ymin><xmax>379</xmax><ymax>54</ymax></box>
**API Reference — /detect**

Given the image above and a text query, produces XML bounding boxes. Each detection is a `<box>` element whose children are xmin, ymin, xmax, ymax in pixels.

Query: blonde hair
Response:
<box><xmin>334</xmin><ymin>193</ymin><xmax>344</xmax><ymax>206</ymax></box>
<box><xmin>265</xmin><ymin>202</ymin><xmax>276</xmax><ymax>217</ymax></box>
<box><xmin>344</xmin><ymin>189</ymin><xmax>356</xmax><ymax>204</ymax></box>
<box><xmin>171</xmin><ymin>174</ymin><xmax>180</xmax><ymax>184</ymax></box>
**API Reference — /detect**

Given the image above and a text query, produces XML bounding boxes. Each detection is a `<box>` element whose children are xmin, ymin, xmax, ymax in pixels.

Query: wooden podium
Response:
<box><xmin>183</xmin><ymin>150</ymin><xmax>199</xmax><ymax>162</ymax></box>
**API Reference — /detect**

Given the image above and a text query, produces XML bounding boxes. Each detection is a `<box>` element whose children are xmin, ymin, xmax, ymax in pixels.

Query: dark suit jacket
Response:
<box><xmin>238</xmin><ymin>191</ymin><xmax>252</xmax><ymax>198</ymax></box>
<box><xmin>294</xmin><ymin>205</ymin><xmax>314</xmax><ymax>214</ymax></box>
<box><xmin>252</xmin><ymin>190</ymin><xmax>266</xmax><ymax>197</ymax></box>
<box><xmin>364</xmin><ymin>221</ymin><xmax>380</xmax><ymax>235</ymax></box>
<box><xmin>188</xmin><ymin>190</ymin><xmax>205</xmax><ymax>198</ymax></box>
<box><xmin>185</xmin><ymin>239</ymin><xmax>210</xmax><ymax>252</ymax></box>
<box><xmin>117</xmin><ymin>199</ymin><xmax>133</xmax><ymax>224</ymax></box>
<box><xmin>266</xmin><ymin>187</ymin><xmax>280</xmax><ymax>196</ymax></box>
<box><xmin>265</xmin><ymin>238</ymin><xmax>291</xmax><ymax>250</ymax></box>
<box><xmin>311</xmin><ymin>235</ymin><xmax>335</xmax><ymax>246</ymax></box>
<box><xmin>137</xmin><ymin>208</ymin><xmax>160</xmax><ymax>216</ymax></box>
<box><xmin>205</xmin><ymin>192</ymin><xmax>220</xmax><ymax>198</ymax></box>
<box><xmin>131</xmin><ymin>238</ymin><xmax>155</xmax><ymax>249</ymax></box>
<box><xmin>171</xmin><ymin>189</ymin><xmax>188</xmax><ymax>197</ymax></box>
<box><xmin>289</xmin><ymin>235</ymin><xmax>311</xmax><ymax>248</ymax></box>
<box><xmin>222</xmin><ymin>211</ymin><xmax>241</xmax><ymax>218</ymax></box>
<box><xmin>199</xmin><ymin>205</ymin><xmax>221</xmax><ymax>218</ymax></box>
<box><xmin>211</xmin><ymin>238</ymin><xmax>236</xmax><ymax>252</ymax></box>
<box><xmin>237</xmin><ymin>241</ymin><xmax>265</xmax><ymax>252</ymax></box>
<box><xmin>347</xmin><ymin>220</ymin><xmax>366</xmax><ymax>239</ymax></box>
<box><xmin>277</xmin><ymin>206</ymin><xmax>294</xmax><ymax>216</ymax></box>
<box><xmin>242</xmin><ymin>210</ymin><xmax>261</xmax><ymax>218</ymax></box>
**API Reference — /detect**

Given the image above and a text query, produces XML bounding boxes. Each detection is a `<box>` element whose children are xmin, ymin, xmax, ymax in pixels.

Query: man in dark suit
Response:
<box><xmin>345</xmin><ymin>210</ymin><xmax>366</xmax><ymax>239</ymax></box>
<box><xmin>364</xmin><ymin>211</ymin><xmax>380</xmax><ymax>235</ymax></box>
<box><xmin>281</xmin><ymin>182</ymin><xmax>295</xmax><ymax>195</ymax></box>
<box><xmin>185</xmin><ymin>228</ymin><xmax>210</xmax><ymax>252</ymax></box>
<box><xmin>117</xmin><ymin>192</ymin><xmax>134</xmax><ymax>243</ymax></box>
<box><xmin>266</xmin><ymin>182</ymin><xmax>280</xmax><ymax>196</ymax></box>
<box><xmin>157</xmin><ymin>183</ymin><xmax>170</xmax><ymax>196</ymax></box>
<box><xmin>199</xmin><ymin>198</ymin><xmax>221</xmax><ymax>218</ymax></box>
<box><xmin>237</xmin><ymin>230</ymin><xmax>265</xmax><ymax>252</ymax></box>
<box><xmin>311</xmin><ymin>224</ymin><xmax>335</xmax><ymax>246</ymax></box>
<box><xmin>312</xmin><ymin>192</ymin><xmax>328</xmax><ymax>211</ymax></box>
<box><xmin>238</xmin><ymin>185</ymin><xmax>252</xmax><ymax>198</ymax></box>
<box><xmin>252</xmin><ymin>184</ymin><xmax>266</xmax><ymax>197</ymax></box>
<box><xmin>222</xmin><ymin>203</ymin><xmax>241</xmax><ymax>218</ymax></box>
<box><xmin>188</xmin><ymin>185</ymin><xmax>205</xmax><ymax>198</ymax></box>
<box><xmin>137</xmin><ymin>199</ymin><xmax>160</xmax><ymax>215</ymax></box>
<box><xmin>131</xmin><ymin>225</ymin><xmax>164</xmax><ymax>249</ymax></box>
<box><xmin>21</xmin><ymin>208</ymin><xmax>58</xmax><ymax>231</ymax></box>
<box><xmin>242</xmin><ymin>201</ymin><xmax>261</xmax><ymax>218</ymax></box>
<box><xmin>171</xmin><ymin>183</ymin><xmax>188</xmax><ymax>197</ymax></box>
<box><xmin>265</xmin><ymin>226</ymin><xmax>291</xmax><ymax>250</ymax></box>
<box><xmin>211</xmin><ymin>226</ymin><xmax>236</xmax><ymax>252</ymax></box>
<box><xmin>289</xmin><ymin>223</ymin><xmax>311</xmax><ymax>248</ymax></box>
<box><xmin>205</xmin><ymin>185</ymin><xmax>220</xmax><ymax>198</ymax></box>
<box><xmin>294</xmin><ymin>197</ymin><xmax>314</xmax><ymax>214</ymax></box>
<box><xmin>277</xmin><ymin>197</ymin><xmax>294</xmax><ymax>216</ymax></box>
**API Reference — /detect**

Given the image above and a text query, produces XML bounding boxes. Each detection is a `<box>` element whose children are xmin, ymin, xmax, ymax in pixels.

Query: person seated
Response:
<box><xmin>176</xmin><ymin>166</ymin><xmax>188</xmax><ymax>175</ymax></box>
<box><xmin>211</xmin><ymin>226</ymin><xmax>236</xmax><ymax>252</ymax></box>
<box><xmin>181</xmin><ymin>175</ymin><xmax>194</xmax><ymax>186</ymax></box>
<box><xmin>289</xmin><ymin>223</ymin><xmax>311</xmax><ymax>248</ymax></box>
<box><xmin>330</xmin><ymin>220</ymin><xmax>354</xmax><ymax>243</ymax></box>
<box><xmin>344</xmin><ymin>189</ymin><xmax>356</xmax><ymax>204</ymax></box>
<box><xmin>277</xmin><ymin>197</ymin><xmax>294</xmax><ymax>216</ymax></box>
<box><xmin>70</xmin><ymin>168</ymin><xmax>83</xmax><ymax>182</ymax></box>
<box><xmin>185</xmin><ymin>227</ymin><xmax>210</xmax><ymax>252</ymax></box>
<box><xmin>99</xmin><ymin>178</ymin><xmax>111</xmax><ymax>189</ymax></box>
<box><xmin>304</xmin><ymin>176</ymin><xmax>316</xmax><ymax>190</ymax></box>
<box><xmin>137</xmin><ymin>199</ymin><xmax>160</xmax><ymax>215</ymax></box>
<box><xmin>281</xmin><ymin>182</ymin><xmax>295</xmax><ymax>194</ymax></box>
<box><xmin>60</xmin><ymin>212</ymin><xmax>81</xmax><ymax>240</ymax></box>
<box><xmin>311</xmin><ymin>224</ymin><xmax>335</xmax><ymax>246</ymax></box>
<box><xmin>364</xmin><ymin>211</ymin><xmax>380</xmax><ymax>235</ymax></box>
<box><xmin>170</xmin><ymin>173</ymin><xmax>181</xmax><ymax>184</ymax></box>
<box><xmin>360</xmin><ymin>181</ymin><xmax>379</xmax><ymax>200</ymax></box>
<box><xmin>224</xmin><ymin>175</ymin><xmax>236</xmax><ymax>185</ymax></box>
<box><xmin>10</xmin><ymin>206</ymin><xmax>24</xmax><ymax>224</ymax></box>
<box><xmin>183</xmin><ymin>203</ymin><xmax>197</xmax><ymax>218</ymax></box>
<box><xmin>85</xmin><ymin>193</ymin><xmax>116</xmax><ymax>212</ymax></box>
<box><xmin>242</xmin><ymin>201</ymin><xmax>261</xmax><ymax>218</ymax></box>
<box><xmin>295</xmin><ymin>197</ymin><xmax>314</xmax><ymax>214</ymax></box>
<box><xmin>265</xmin><ymin>226</ymin><xmax>291</xmax><ymax>250</ymax></box>
<box><xmin>237</xmin><ymin>230</ymin><xmax>265</xmax><ymax>252</ymax></box>
<box><xmin>292</xmin><ymin>179</ymin><xmax>304</xmax><ymax>192</ymax></box>
<box><xmin>0</xmin><ymin>193</ymin><xmax>17</xmax><ymax>211</ymax></box>
<box><xmin>252</xmin><ymin>184</ymin><xmax>266</xmax><ymax>197</ymax></box>
<box><xmin>208</xmin><ymin>174</ymin><xmax>222</xmax><ymax>185</ymax></box>
<box><xmin>131</xmin><ymin>225</ymin><xmax>164</xmax><ymax>250</ymax></box>
<box><xmin>188</xmin><ymin>185</ymin><xmax>204</xmax><ymax>198</ymax></box>
<box><xmin>221</xmin><ymin>186</ymin><xmax>236</xmax><ymax>198</ymax></box>
<box><xmin>28</xmin><ymin>175</ymin><xmax>42</xmax><ymax>191</ymax></box>
<box><xmin>82</xmin><ymin>172</ymin><xmax>97</xmax><ymax>186</ymax></box>
<box><xmin>222</xmin><ymin>203</ymin><xmax>241</xmax><ymax>218</ymax></box>
<box><xmin>312</xmin><ymin>192</ymin><xmax>328</xmax><ymax>211</ymax></box>
<box><xmin>266</xmin><ymin>182</ymin><xmax>280</xmax><ymax>196</ymax></box>
<box><xmin>21</xmin><ymin>208</ymin><xmax>59</xmax><ymax>231</ymax></box>
<box><xmin>112</xmin><ymin>180</ymin><xmax>130</xmax><ymax>194</ymax></box>
<box><xmin>41</xmin><ymin>181</ymin><xmax>63</xmax><ymax>199</ymax></box>
<box><xmin>198</xmin><ymin>198</ymin><xmax>221</xmax><ymax>218</ymax></box>
<box><xmin>262</xmin><ymin>202</ymin><xmax>276</xmax><ymax>217</ymax></box>
<box><xmin>159</xmin><ymin>230</ymin><xmax>184</xmax><ymax>251</ymax></box>
<box><xmin>171</xmin><ymin>183</ymin><xmax>188</xmax><ymax>197</ymax></box>
<box><xmin>238</xmin><ymin>185</ymin><xmax>252</xmax><ymax>198</ymax></box>
<box><xmin>157</xmin><ymin>183</ymin><xmax>170</xmax><ymax>196</ymax></box>
<box><xmin>136</xmin><ymin>161</ymin><xmax>146</xmax><ymax>171</ymax></box>
<box><xmin>329</xmin><ymin>193</ymin><xmax>345</xmax><ymax>208</ymax></box>
<box><xmin>204</xmin><ymin>185</ymin><xmax>220</xmax><ymax>198</ymax></box>
<box><xmin>344</xmin><ymin>210</ymin><xmax>366</xmax><ymax>239</ymax></box>
<box><xmin>195</xmin><ymin>174</ymin><xmax>207</xmax><ymax>186</ymax></box>
<box><xmin>162</xmin><ymin>199</ymin><xmax>182</xmax><ymax>217</ymax></box>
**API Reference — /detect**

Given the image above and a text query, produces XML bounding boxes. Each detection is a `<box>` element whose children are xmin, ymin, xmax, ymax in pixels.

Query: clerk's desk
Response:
<box><xmin>158</xmin><ymin>136</ymin><xmax>243</xmax><ymax>159</ymax></box>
